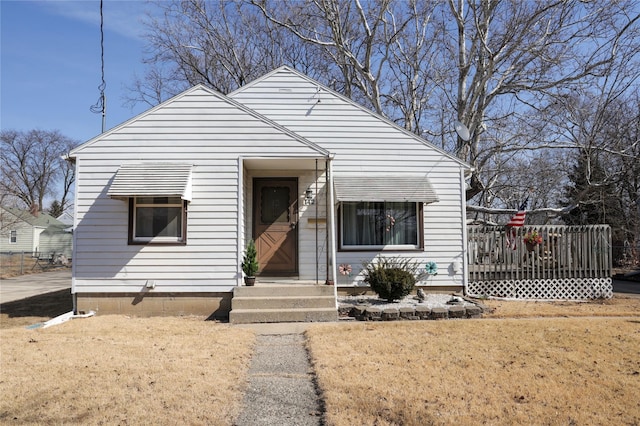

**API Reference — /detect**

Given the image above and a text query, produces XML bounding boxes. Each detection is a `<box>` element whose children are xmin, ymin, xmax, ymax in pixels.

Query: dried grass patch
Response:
<box><xmin>307</xmin><ymin>318</ymin><xmax>640</xmax><ymax>426</ymax></box>
<box><xmin>0</xmin><ymin>315</ymin><xmax>254</xmax><ymax>425</ymax></box>
<box><xmin>482</xmin><ymin>294</ymin><xmax>640</xmax><ymax>318</ymax></box>
<box><xmin>0</xmin><ymin>254</ymin><xmax>41</xmax><ymax>279</ymax></box>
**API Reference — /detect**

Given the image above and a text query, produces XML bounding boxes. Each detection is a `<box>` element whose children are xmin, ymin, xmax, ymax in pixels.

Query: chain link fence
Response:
<box><xmin>1</xmin><ymin>252</ymin><xmax>71</xmax><ymax>279</ymax></box>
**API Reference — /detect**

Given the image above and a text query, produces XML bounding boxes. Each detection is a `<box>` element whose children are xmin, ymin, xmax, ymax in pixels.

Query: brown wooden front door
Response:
<box><xmin>253</xmin><ymin>178</ymin><xmax>298</xmax><ymax>275</ymax></box>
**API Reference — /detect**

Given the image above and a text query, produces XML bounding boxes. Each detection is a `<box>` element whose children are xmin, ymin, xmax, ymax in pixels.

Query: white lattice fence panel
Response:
<box><xmin>467</xmin><ymin>278</ymin><xmax>612</xmax><ymax>300</ymax></box>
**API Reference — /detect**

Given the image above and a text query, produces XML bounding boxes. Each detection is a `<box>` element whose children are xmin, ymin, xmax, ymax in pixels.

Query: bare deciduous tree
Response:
<box><xmin>252</xmin><ymin>0</ymin><xmax>446</xmax><ymax>131</ymax></box>
<box><xmin>127</xmin><ymin>0</ymin><xmax>331</xmax><ymax>107</ymax></box>
<box><xmin>0</xmin><ymin>129</ymin><xmax>76</xmax><ymax>213</ymax></box>
<box><xmin>128</xmin><ymin>0</ymin><xmax>639</xmax><ymax>231</ymax></box>
<box><xmin>439</xmin><ymin>0</ymin><xmax>640</xmax><ymax>200</ymax></box>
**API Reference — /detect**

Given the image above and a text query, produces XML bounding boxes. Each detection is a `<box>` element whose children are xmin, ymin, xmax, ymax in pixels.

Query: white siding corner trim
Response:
<box><xmin>107</xmin><ymin>163</ymin><xmax>193</xmax><ymax>201</ymax></box>
<box><xmin>334</xmin><ymin>176</ymin><xmax>438</xmax><ymax>203</ymax></box>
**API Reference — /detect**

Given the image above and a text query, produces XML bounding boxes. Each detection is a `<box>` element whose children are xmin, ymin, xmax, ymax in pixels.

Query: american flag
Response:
<box><xmin>506</xmin><ymin>198</ymin><xmax>528</xmax><ymax>250</ymax></box>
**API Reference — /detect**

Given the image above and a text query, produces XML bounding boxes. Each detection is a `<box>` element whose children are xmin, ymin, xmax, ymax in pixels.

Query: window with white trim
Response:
<box><xmin>340</xmin><ymin>202</ymin><xmax>421</xmax><ymax>250</ymax></box>
<box><xmin>129</xmin><ymin>197</ymin><xmax>186</xmax><ymax>244</ymax></box>
<box><xmin>10</xmin><ymin>230</ymin><xmax>17</xmax><ymax>244</ymax></box>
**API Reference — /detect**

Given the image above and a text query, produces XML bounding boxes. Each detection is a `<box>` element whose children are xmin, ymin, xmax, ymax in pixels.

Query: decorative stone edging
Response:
<box><xmin>339</xmin><ymin>303</ymin><xmax>484</xmax><ymax>321</ymax></box>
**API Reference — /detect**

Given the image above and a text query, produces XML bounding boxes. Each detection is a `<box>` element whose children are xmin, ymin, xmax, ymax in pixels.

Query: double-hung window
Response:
<box><xmin>340</xmin><ymin>201</ymin><xmax>421</xmax><ymax>250</ymax></box>
<box><xmin>10</xmin><ymin>230</ymin><xmax>17</xmax><ymax>244</ymax></box>
<box><xmin>108</xmin><ymin>163</ymin><xmax>192</xmax><ymax>245</ymax></box>
<box><xmin>129</xmin><ymin>197</ymin><xmax>186</xmax><ymax>244</ymax></box>
<box><xmin>334</xmin><ymin>176</ymin><xmax>436</xmax><ymax>251</ymax></box>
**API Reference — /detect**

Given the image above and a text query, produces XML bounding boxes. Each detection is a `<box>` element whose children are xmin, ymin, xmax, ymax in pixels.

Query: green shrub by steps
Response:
<box><xmin>362</xmin><ymin>257</ymin><xmax>423</xmax><ymax>302</ymax></box>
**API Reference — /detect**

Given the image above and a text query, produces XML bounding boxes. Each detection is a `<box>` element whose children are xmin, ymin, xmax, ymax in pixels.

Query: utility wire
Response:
<box><xmin>90</xmin><ymin>0</ymin><xmax>106</xmax><ymax>132</ymax></box>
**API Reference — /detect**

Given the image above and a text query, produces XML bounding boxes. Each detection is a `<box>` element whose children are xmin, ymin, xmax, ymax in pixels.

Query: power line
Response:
<box><xmin>90</xmin><ymin>0</ymin><xmax>106</xmax><ymax>133</ymax></box>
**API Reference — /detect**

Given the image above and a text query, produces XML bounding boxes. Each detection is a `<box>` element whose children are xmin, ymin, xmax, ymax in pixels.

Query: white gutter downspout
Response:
<box><xmin>324</xmin><ymin>159</ymin><xmax>329</xmax><ymax>284</ymax></box>
<box><xmin>460</xmin><ymin>167</ymin><xmax>469</xmax><ymax>294</ymax></box>
<box><xmin>27</xmin><ymin>310</ymin><xmax>95</xmax><ymax>330</ymax></box>
<box><xmin>327</xmin><ymin>156</ymin><xmax>338</xmax><ymax>307</ymax></box>
<box><xmin>315</xmin><ymin>159</ymin><xmax>319</xmax><ymax>284</ymax></box>
<box><xmin>237</xmin><ymin>157</ymin><xmax>244</xmax><ymax>287</ymax></box>
<box><xmin>67</xmin><ymin>154</ymin><xmax>79</xmax><ymax>314</ymax></box>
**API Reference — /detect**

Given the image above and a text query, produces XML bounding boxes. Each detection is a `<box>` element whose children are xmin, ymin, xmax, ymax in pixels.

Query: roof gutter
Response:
<box><xmin>61</xmin><ymin>152</ymin><xmax>76</xmax><ymax>164</ymax></box>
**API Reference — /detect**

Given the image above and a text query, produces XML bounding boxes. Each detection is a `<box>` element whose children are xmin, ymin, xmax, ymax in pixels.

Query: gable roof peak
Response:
<box><xmin>68</xmin><ymin>81</ymin><xmax>329</xmax><ymax>158</ymax></box>
<box><xmin>231</xmin><ymin>67</ymin><xmax>470</xmax><ymax>170</ymax></box>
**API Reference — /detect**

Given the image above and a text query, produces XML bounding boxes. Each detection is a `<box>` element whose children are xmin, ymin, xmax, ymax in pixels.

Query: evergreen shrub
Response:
<box><xmin>362</xmin><ymin>257</ymin><xmax>423</xmax><ymax>302</ymax></box>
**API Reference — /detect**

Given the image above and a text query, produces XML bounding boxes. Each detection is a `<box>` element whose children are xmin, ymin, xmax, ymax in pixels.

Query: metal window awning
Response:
<box><xmin>107</xmin><ymin>163</ymin><xmax>193</xmax><ymax>201</ymax></box>
<box><xmin>333</xmin><ymin>176</ymin><xmax>438</xmax><ymax>203</ymax></box>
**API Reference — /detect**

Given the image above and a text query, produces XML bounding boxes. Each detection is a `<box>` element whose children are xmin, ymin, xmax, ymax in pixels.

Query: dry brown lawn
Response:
<box><xmin>1</xmin><ymin>289</ymin><xmax>639</xmax><ymax>425</ymax></box>
<box><xmin>0</xmin><ymin>253</ymin><xmax>42</xmax><ymax>279</ymax></box>
<box><xmin>482</xmin><ymin>294</ymin><xmax>640</xmax><ymax>318</ymax></box>
<box><xmin>0</xmin><ymin>316</ymin><xmax>254</xmax><ymax>425</ymax></box>
<box><xmin>307</xmin><ymin>297</ymin><xmax>640</xmax><ymax>426</ymax></box>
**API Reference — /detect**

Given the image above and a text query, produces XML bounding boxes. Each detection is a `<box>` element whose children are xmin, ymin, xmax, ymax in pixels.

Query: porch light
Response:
<box><xmin>304</xmin><ymin>188</ymin><xmax>315</xmax><ymax>205</ymax></box>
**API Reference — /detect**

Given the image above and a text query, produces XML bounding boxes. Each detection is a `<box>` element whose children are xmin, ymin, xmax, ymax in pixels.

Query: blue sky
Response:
<box><xmin>1</xmin><ymin>0</ymin><xmax>156</xmax><ymax>144</ymax></box>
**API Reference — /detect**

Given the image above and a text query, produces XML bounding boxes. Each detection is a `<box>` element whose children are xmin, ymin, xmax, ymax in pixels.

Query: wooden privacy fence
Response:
<box><xmin>466</xmin><ymin>225</ymin><xmax>612</xmax><ymax>300</ymax></box>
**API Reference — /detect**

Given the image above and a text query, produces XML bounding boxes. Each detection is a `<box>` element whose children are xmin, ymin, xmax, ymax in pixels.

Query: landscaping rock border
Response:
<box><xmin>338</xmin><ymin>298</ymin><xmax>484</xmax><ymax>321</ymax></box>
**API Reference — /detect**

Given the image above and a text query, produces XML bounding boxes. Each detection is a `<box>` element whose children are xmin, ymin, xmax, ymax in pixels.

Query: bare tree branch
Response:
<box><xmin>1</xmin><ymin>130</ymin><xmax>77</xmax><ymax>212</ymax></box>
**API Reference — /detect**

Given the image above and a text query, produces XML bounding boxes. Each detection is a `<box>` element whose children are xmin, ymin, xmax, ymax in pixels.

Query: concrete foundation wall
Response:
<box><xmin>75</xmin><ymin>292</ymin><xmax>232</xmax><ymax>319</ymax></box>
<box><xmin>337</xmin><ymin>285</ymin><xmax>464</xmax><ymax>297</ymax></box>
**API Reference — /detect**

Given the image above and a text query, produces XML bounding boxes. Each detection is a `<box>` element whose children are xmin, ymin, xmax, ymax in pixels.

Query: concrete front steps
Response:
<box><xmin>229</xmin><ymin>284</ymin><xmax>338</xmax><ymax>324</ymax></box>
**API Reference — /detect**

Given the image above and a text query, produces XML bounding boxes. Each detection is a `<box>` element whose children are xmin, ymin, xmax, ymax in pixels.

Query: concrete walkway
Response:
<box><xmin>234</xmin><ymin>324</ymin><xmax>324</xmax><ymax>426</ymax></box>
<box><xmin>0</xmin><ymin>269</ymin><xmax>71</xmax><ymax>304</ymax></box>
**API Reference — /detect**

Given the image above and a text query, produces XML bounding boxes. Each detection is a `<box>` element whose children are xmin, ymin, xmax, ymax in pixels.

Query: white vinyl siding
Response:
<box><xmin>39</xmin><ymin>231</ymin><xmax>73</xmax><ymax>258</ymax></box>
<box><xmin>0</xmin><ymin>213</ymin><xmax>42</xmax><ymax>255</ymax></box>
<box><xmin>70</xmin><ymin>68</ymin><xmax>469</xmax><ymax>293</ymax></box>
<box><xmin>231</xmin><ymin>68</ymin><xmax>469</xmax><ymax>286</ymax></box>
<box><xmin>71</xmin><ymin>87</ymin><xmax>327</xmax><ymax>293</ymax></box>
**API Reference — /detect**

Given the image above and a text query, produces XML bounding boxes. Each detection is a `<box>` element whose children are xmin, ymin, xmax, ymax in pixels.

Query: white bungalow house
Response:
<box><xmin>0</xmin><ymin>206</ymin><xmax>72</xmax><ymax>258</ymax></box>
<box><xmin>68</xmin><ymin>66</ymin><xmax>471</xmax><ymax>321</ymax></box>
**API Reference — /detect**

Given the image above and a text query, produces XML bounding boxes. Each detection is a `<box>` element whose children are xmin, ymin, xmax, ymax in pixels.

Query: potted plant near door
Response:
<box><xmin>241</xmin><ymin>239</ymin><xmax>259</xmax><ymax>286</ymax></box>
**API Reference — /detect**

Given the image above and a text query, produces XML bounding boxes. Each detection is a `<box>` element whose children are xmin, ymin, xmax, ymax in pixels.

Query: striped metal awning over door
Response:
<box><xmin>333</xmin><ymin>176</ymin><xmax>438</xmax><ymax>203</ymax></box>
<box><xmin>107</xmin><ymin>163</ymin><xmax>193</xmax><ymax>201</ymax></box>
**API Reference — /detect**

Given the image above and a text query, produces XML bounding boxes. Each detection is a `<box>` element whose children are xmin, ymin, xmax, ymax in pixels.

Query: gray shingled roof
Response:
<box><xmin>1</xmin><ymin>206</ymin><xmax>65</xmax><ymax>228</ymax></box>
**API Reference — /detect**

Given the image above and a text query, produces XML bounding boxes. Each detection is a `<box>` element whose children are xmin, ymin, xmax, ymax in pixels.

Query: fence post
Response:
<box><xmin>20</xmin><ymin>251</ymin><xmax>24</xmax><ymax>275</ymax></box>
